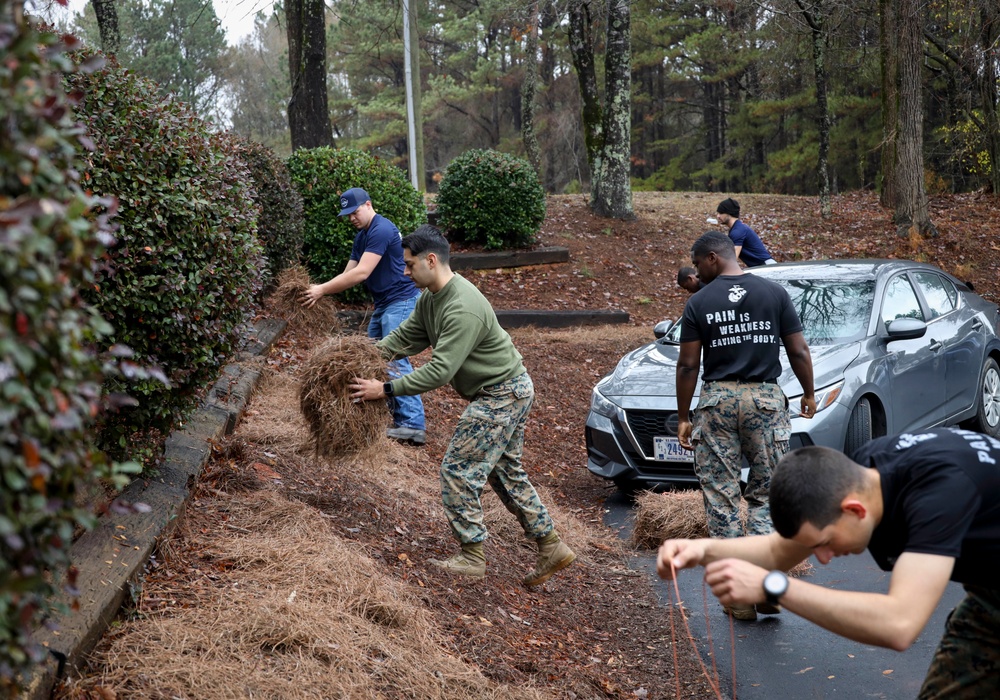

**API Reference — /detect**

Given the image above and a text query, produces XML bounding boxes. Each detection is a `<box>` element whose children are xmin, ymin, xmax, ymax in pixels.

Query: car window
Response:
<box><xmin>912</xmin><ymin>272</ymin><xmax>957</xmax><ymax>319</ymax></box>
<box><xmin>779</xmin><ymin>279</ymin><xmax>874</xmax><ymax>345</ymax></box>
<box><xmin>881</xmin><ymin>275</ymin><xmax>925</xmax><ymax>329</ymax></box>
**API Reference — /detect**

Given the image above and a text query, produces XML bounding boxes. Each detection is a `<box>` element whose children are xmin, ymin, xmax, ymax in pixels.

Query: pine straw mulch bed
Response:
<box><xmin>56</xmin><ymin>324</ymin><xmax>718</xmax><ymax>700</ymax></box>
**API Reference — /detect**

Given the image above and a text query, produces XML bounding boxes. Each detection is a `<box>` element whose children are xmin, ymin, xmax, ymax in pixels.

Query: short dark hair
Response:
<box><xmin>770</xmin><ymin>446</ymin><xmax>867</xmax><ymax>538</ymax></box>
<box><xmin>677</xmin><ymin>266</ymin><xmax>697</xmax><ymax>284</ymax></box>
<box><xmin>691</xmin><ymin>230</ymin><xmax>736</xmax><ymax>261</ymax></box>
<box><xmin>402</xmin><ymin>224</ymin><xmax>450</xmax><ymax>263</ymax></box>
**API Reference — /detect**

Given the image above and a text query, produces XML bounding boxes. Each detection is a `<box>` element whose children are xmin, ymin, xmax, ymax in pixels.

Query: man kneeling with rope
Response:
<box><xmin>657</xmin><ymin>426</ymin><xmax>1000</xmax><ymax>699</ymax></box>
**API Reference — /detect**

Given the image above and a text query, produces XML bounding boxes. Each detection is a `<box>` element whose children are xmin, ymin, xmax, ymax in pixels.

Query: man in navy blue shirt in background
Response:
<box><xmin>716</xmin><ymin>198</ymin><xmax>775</xmax><ymax>267</ymax></box>
<box><xmin>302</xmin><ymin>187</ymin><xmax>427</xmax><ymax>445</ymax></box>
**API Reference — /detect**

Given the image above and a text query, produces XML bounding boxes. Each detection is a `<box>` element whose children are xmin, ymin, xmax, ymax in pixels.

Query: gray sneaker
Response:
<box><xmin>386</xmin><ymin>427</ymin><xmax>426</xmax><ymax>445</ymax></box>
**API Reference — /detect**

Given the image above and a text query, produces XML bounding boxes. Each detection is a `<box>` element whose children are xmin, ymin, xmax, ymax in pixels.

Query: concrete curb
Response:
<box><xmin>18</xmin><ymin>318</ymin><xmax>286</xmax><ymax>699</ymax></box>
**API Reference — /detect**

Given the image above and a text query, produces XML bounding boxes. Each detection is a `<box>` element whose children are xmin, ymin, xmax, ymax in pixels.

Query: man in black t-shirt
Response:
<box><xmin>677</xmin><ymin>231</ymin><xmax>815</xmax><ymax>620</ymax></box>
<box><xmin>656</xmin><ymin>426</ymin><xmax>1000</xmax><ymax>698</ymax></box>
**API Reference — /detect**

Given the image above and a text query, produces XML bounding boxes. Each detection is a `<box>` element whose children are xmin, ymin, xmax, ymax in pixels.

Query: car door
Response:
<box><xmin>878</xmin><ymin>273</ymin><xmax>944</xmax><ymax>433</ymax></box>
<box><xmin>911</xmin><ymin>271</ymin><xmax>983</xmax><ymax>418</ymax></box>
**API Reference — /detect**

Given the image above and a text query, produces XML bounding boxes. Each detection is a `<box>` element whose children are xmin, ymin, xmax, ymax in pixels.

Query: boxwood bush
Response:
<box><xmin>65</xmin><ymin>53</ymin><xmax>264</xmax><ymax>459</ymax></box>
<box><xmin>231</xmin><ymin>138</ymin><xmax>305</xmax><ymax>295</ymax></box>
<box><xmin>0</xmin><ymin>24</ymin><xmax>139</xmax><ymax>691</ymax></box>
<box><xmin>286</xmin><ymin>147</ymin><xmax>425</xmax><ymax>303</ymax></box>
<box><xmin>436</xmin><ymin>149</ymin><xmax>545</xmax><ymax>249</ymax></box>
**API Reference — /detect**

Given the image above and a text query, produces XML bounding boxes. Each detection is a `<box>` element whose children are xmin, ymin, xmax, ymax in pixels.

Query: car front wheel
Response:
<box><xmin>844</xmin><ymin>397</ymin><xmax>873</xmax><ymax>456</ymax></box>
<box><xmin>972</xmin><ymin>357</ymin><xmax>1000</xmax><ymax>437</ymax></box>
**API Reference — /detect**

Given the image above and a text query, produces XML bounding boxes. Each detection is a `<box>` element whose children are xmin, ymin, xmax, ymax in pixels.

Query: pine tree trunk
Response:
<box><xmin>591</xmin><ymin>0</ymin><xmax>633</xmax><ymax>219</ymax></box>
<box><xmin>980</xmin><ymin>2</ymin><xmax>1000</xmax><ymax>194</ymax></box>
<box><xmin>800</xmin><ymin>0</ymin><xmax>833</xmax><ymax>217</ymax></box>
<box><xmin>286</xmin><ymin>0</ymin><xmax>332</xmax><ymax>150</ymax></box>
<box><xmin>895</xmin><ymin>0</ymin><xmax>935</xmax><ymax>236</ymax></box>
<box><xmin>568</xmin><ymin>0</ymin><xmax>603</xmax><ymax>185</ymax></box>
<box><xmin>521</xmin><ymin>1</ymin><xmax>541</xmax><ymax>174</ymax></box>
<box><xmin>879</xmin><ymin>0</ymin><xmax>899</xmax><ymax>208</ymax></box>
<box><xmin>408</xmin><ymin>0</ymin><xmax>425</xmax><ymax>190</ymax></box>
<box><xmin>92</xmin><ymin>0</ymin><xmax>120</xmax><ymax>56</ymax></box>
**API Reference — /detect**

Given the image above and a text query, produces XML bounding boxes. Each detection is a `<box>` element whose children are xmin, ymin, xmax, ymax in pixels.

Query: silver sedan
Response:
<box><xmin>586</xmin><ymin>260</ymin><xmax>1000</xmax><ymax>491</ymax></box>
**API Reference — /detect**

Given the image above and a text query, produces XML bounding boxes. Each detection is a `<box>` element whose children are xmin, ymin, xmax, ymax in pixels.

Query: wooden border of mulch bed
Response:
<box><xmin>337</xmin><ymin>308</ymin><xmax>630</xmax><ymax>331</ymax></box>
<box><xmin>449</xmin><ymin>245</ymin><xmax>570</xmax><ymax>271</ymax></box>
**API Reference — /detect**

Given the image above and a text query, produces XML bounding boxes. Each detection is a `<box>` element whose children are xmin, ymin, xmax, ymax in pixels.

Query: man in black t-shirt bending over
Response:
<box><xmin>677</xmin><ymin>231</ymin><xmax>815</xmax><ymax>619</ymax></box>
<box><xmin>657</xmin><ymin>427</ymin><xmax>1000</xmax><ymax>698</ymax></box>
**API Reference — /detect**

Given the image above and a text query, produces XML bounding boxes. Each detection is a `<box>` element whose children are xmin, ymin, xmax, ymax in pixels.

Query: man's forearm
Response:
<box><xmin>676</xmin><ymin>367</ymin><xmax>698</xmax><ymax>421</ymax></box>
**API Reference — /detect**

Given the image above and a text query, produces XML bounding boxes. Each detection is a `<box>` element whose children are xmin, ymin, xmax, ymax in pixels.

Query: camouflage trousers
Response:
<box><xmin>440</xmin><ymin>372</ymin><xmax>554</xmax><ymax>544</ymax></box>
<box><xmin>919</xmin><ymin>586</ymin><xmax>1000</xmax><ymax>699</ymax></box>
<box><xmin>691</xmin><ymin>381</ymin><xmax>791</xmax><ymax>539</ymax></box>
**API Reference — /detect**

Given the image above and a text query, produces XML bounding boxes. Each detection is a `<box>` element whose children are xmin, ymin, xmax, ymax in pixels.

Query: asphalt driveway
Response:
<box><xmin>605</xmin><ymin>491</ymin><xmax>966</xmax><ymax>699</ymax></box>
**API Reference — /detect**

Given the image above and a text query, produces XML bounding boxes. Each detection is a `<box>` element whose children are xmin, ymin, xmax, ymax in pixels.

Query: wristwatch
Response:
<box><xmin>383</xmin><ymin>382</ymin><xmax>394</xmax><ymax>397</ymax></box>
<box><xmin>763</xmin><ymin>570</ymin><xmax>789</xmax><ymax>606</ymax></box>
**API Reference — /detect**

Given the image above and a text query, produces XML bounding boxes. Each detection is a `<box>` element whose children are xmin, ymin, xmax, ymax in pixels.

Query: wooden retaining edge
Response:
<box><xmin>337</xmin><ymin>308</ymin><xmax>630</xmax><ymax>330</ymax></box>
<box><xmin>449</xmin><ymin>245</ymin><xmax>570</xmax><ymax>271</ymax></box>
<box><xmin>17</xmin><ymin>317</ymin><xmax>287</xmax><ymax>700</ymax></box>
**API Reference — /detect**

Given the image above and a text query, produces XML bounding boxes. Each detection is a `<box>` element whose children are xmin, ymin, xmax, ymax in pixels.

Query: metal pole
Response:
<box><xmin>402</xmin><ymin>0</ymin><xmax>419</xmax><ymax>189</ymax></box>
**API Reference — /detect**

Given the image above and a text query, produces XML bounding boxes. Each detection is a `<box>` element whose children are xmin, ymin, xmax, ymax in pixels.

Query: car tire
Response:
<box><xmin>971</xmin><ymin>357</ymin><xmax>1000</xmax><ymax>437</ymax></box>
<box><xmin>844</xmin><ymin>397</ymin><xmax>873</xmax><ymax>456</ymax></box>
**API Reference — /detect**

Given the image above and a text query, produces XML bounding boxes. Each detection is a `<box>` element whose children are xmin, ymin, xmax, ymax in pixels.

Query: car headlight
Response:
<box><xmin>590</xmin><ymin>386</ymin><xmax>618</xmax><ymax>418</ymax></box>
<box><xmin>788</xmin><ymin>380</ymin><xmax>844</xmax><ymax>418</ymax></box>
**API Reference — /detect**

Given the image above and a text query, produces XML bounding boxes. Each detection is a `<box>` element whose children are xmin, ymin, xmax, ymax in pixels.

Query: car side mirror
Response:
<box><xmin>653</xmin><ymin>320</ymin><xmax>674</xmax><ymax>340</ymax></box>
<box><xmin>885</xmin><ymin>317</ymin><xmax>927</xmax><ymax>341</ymax></box>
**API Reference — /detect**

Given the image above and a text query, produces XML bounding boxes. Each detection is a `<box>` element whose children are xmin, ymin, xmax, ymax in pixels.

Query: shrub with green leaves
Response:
<box><xmin>0</xmin><ymin>24</ymin><xmax>139</xmax><ymax>692</ymax></box>
<box><xmin>65</xmin><ymin>53</ymin><xmax>264</xmax><ymax>460</ymax></box>
<box><xmin>287</xmin><ymin>147</ymin><xmax>426</xmax><ymax>302</ymax></box>
<box><xmin>232</xmin><ymin>138</ymin><xmax>305</xmax><ymax>295</ymax></box>
<box><xmin>436</xmin><ymin>149</ymin><xmax>545</xmax><ymax>249</ymax></box>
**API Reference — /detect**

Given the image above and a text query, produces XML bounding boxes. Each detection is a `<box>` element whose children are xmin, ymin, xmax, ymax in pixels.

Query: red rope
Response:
<box><xmin>667</xmin><ymin>559</ymin><xmax>738</xmax><ymax>699</ymax></box>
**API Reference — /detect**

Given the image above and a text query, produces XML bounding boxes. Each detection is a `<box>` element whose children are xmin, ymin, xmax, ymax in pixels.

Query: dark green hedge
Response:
<box><xmin>0</xmin><ymin>24</ymin><xmax>136</xmax><ymax>692</ymax></box>
<box><xmin>436</xmin><ymin>149</ymin><xmax>545</xmax><ymax>249</ymax></box>
<box><xmin>66</xmin><ymin>53</ymin><xmax>264</xmax><ymax>460</ymax></box>
<box><xmin>286</xmin><ymin>147</ymin><xmax>425</xmax><ymax>302</ymax></box>
<box><xmin>231</xmin><ymin>138</ymin><xmax>305</xmax><ymax>295</ymax></box>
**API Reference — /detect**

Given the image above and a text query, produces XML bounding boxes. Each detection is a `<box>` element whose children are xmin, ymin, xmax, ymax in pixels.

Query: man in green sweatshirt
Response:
<box><xmin>349</xmin><ymin>225</ymin><xmax>576</xmax><ymax>586</ymax></box>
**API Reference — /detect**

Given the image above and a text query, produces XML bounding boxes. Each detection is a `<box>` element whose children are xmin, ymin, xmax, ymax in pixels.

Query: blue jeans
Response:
<box><xmin>368</xmin><ymin>295</ymin><xmax>425</xmax><ymax>430</ymax></box>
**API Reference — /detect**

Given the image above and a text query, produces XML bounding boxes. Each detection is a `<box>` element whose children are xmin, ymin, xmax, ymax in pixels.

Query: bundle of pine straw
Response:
<box><xmin>267</xmin><ymin>265</ymin><xmax>341</xmax><ymax>335</ymax></box>
<box><xmin>632</xmin><ymin>489</ymin><xmax>813</xmax><ymax>577</ymax></box>
<box><xmin>299</xmin><ymin>334</ymin><xmax>391</xmax><ymax>458</ymax></box>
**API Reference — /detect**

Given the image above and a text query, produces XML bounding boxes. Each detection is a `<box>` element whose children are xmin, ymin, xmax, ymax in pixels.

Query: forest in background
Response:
<box><xmin>45</xmin><ymin>0</ymin><xmax>1000</xmax><ymax>199</ymax></box>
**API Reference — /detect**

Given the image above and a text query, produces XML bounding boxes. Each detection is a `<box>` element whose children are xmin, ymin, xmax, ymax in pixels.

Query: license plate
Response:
<box><xmin>653</xmin><ymin>436</ymin><xmax>694</xmax><ymax>462</ymax></box>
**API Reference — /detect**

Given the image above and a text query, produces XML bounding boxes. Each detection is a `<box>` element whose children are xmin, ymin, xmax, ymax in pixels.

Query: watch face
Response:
<box><xmin>764</xmin><ymin>571</ymin><xmax>788</xmax><ymax>597</ymax></box>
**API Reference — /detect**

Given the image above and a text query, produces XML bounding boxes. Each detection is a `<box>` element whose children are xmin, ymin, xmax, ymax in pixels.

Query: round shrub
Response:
<box><xmin>65</xmin><ymin>53</ymin><xmax>264</xmax><ymax>460</ymax></box>
<box><xmin>231</xmin><ymin>138</ymin><xmax>305</xmax><ymax>295</ymax></box>
<box><xmin>0</xmin><ymin>26</ymin><xmax>135</xmax><ymax>690</ymax></box>
<box><xmin>436</xmin><ymin>149</ymin><xmax>546</xmax><ymax>249</ymax></box>
<box><xmin>286</xmin><ymin>147</ymin><xmax>426</xmax><ymax>303</ymax></box>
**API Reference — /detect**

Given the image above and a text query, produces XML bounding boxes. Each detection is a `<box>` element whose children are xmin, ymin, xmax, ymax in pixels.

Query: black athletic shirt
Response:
<box><xmin>680</xmin><ymin>273</ymin><xmax>802</xmax><ymax>382</ymax></box>
<box><xmin>852</xmin><ymin>427</ymin><xmax>1000</xmax><ymax>587</ymax></box>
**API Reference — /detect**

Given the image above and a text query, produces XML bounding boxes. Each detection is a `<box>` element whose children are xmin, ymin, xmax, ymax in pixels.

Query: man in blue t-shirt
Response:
<box><xmin>657</xmin><ymin>427</ymin><xmax>1000</xmax><ymax>698</ymax></box>
<box><xmin>716</xmin><ymin>198</ymin><xmax>775</xmax><ymax>267</ymax></box>
<box><xmin>301</xmin><ymin>187</ymin><xmax>426</xmax><ymax>445</ymax></box>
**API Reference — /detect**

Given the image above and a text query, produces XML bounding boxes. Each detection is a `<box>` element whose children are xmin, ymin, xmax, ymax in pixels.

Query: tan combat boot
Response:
<box><xmin>429</xmin><ymin>542</ymin><xmax>486</xmax><ymax>579</ymax></box>
<box><xmin>523</xmin><ymin>531</ymin><xmax>576</xmax><ymax>587</ymax></box>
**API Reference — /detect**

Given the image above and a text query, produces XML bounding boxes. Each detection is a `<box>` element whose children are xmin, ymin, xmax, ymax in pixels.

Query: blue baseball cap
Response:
<box><xmin>338</xmin><ymin>187</ymin><xmax>370</xmax><ymax>217</ymax></box>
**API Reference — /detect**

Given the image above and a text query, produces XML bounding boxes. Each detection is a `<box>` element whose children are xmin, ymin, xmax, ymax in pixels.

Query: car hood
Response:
<box><xmin>598</xmin><ymin>340</ymin><xmax>860</xmax><ymax>407</ymax></box>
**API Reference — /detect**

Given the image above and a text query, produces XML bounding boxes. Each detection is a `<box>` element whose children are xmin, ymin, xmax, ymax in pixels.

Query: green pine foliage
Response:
<box><xmin>231</xmin><ymin>138</ymin><xmax>305</xmax><ymax>295</ymax></box>
<box><xmin>65</xmin><ymin>53</ymin><xmax>264</xmax><ymax>461</ymax></box>
<box><xmin>0</xmin><ymin>23</ymin><xmax>138</xmax><ymax>692</ymax></box>
<box><xmin>436</xmin><ymin>149</ymin><xmax>545</xmax><ymax>250</ymax></box>
<box><xmin>286</xmin><ymin>147</ymin><xmax>426</xmax><ymax>302</ymax></box>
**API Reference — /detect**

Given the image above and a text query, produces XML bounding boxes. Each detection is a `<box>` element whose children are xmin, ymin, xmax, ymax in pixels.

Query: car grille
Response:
<box><xmin>623</xmin><ymin>409</ymin><xmax>679</xmax><ymax>460</ymax></box>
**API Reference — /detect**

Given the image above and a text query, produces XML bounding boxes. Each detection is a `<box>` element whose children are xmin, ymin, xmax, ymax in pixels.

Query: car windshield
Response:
<box><xmin>778</xmin><ymin>278</ymin><xmax>874</xmax><ymax>345</ymax></box>
<box><xmin>662</xmin><ymin>277</ymin><xmax>875</xmax><ymax>346</ymax></box>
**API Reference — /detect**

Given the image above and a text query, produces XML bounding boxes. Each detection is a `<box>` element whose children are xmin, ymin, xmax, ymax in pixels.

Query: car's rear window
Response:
<box><xmin>779</xmin><ymin>279</ymin><xmax>875</xmax><ymax>345</ymax></box>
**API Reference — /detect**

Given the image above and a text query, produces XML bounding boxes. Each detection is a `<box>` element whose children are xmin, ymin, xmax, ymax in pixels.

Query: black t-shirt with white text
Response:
<box><xmin>852</xmin><ymin>427</ymin><xmax>1000</xmax><ymax>587</ymax></box>
<box><xmin>680</xmin><ymin>273</ymin><xmax>802</xmax><ymax>382</ymax></box>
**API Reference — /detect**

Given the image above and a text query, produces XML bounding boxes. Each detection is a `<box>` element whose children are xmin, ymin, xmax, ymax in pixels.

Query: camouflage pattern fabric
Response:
<box><xmin>919</xmin><ymin>586</ymin><xmax>1000</xmax><ymax>699</ymax></box>
<box><xmin>439</xmin><ymin>372</ymin><xmax>555</xmax><ymax>544</ymax></box>
<box><xmin>691</xmin><ymin>380</ymin><xmax>791</xmax><ymax>539</ymax></box>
